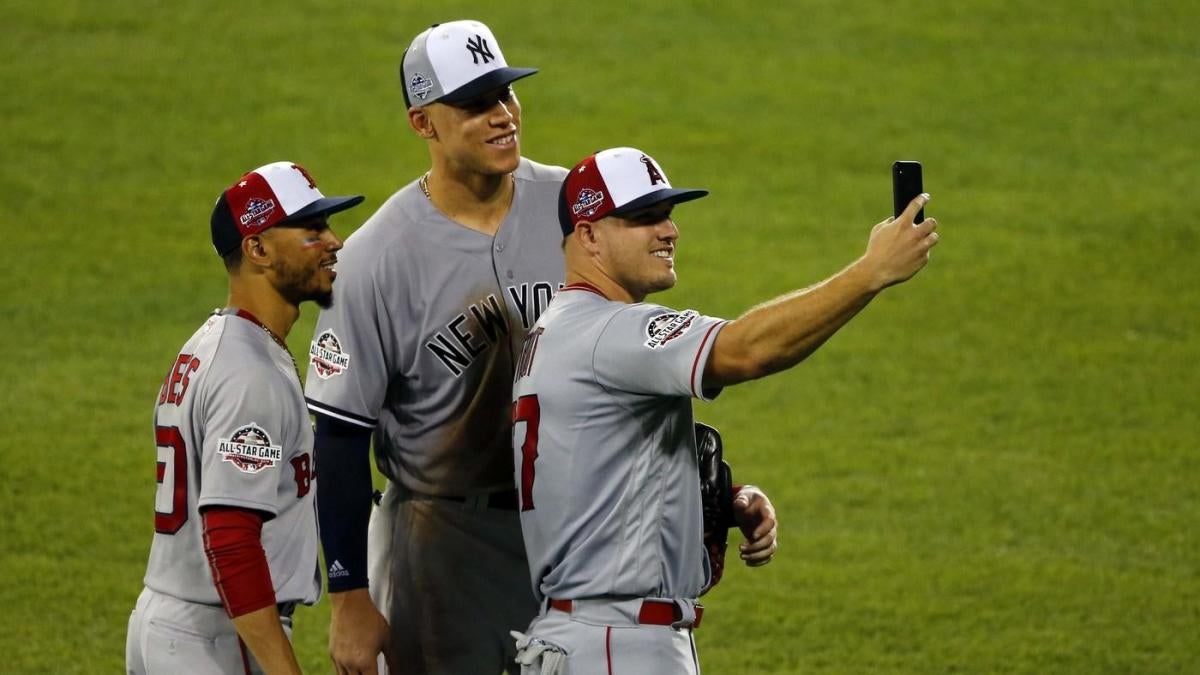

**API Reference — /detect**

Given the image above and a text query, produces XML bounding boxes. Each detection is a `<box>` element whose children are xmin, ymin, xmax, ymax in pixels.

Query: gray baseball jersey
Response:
<box><xmin>142</xmin><ymin>310</ymin><xmax>321</xmax><ymax>606</ymax></box>
<box><xmin>304</xmin><ymin>158</ymin><xmax>567</xmax><ymax>495</ymax></box>
<box><xmin>512</xmin><ymin>283</ymin><xmax>728</xmax><ymax>602</ymax></box>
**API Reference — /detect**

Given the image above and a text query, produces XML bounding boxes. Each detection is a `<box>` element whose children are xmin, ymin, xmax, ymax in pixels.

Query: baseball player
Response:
<box><xmin>126</xmin><ymin>161</ymin><xmax>362</xmax><ymax>674</ymax></box>
<box><xmin>511</xmin><ymin>147</ymin><xmax>939</xmax><ymax>674</ymax></box>
<box><xmin>304</xmin><ymin>20</ymin><xmax>565</xmax><ymax>675</ymax></box>
<box><xmin>305</xmin><ymin>22</ymin><xmax>777</xmax><ymax>674</ymax></box>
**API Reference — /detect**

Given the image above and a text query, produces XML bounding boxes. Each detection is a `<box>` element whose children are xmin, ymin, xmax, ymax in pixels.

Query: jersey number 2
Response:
<box><xmin>513</xmin><ymin>395</ymin><xmax>540</xmax><ymax>512</ymax></box>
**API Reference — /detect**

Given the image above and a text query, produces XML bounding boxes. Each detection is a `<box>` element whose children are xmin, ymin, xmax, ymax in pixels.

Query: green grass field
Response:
<box><xmin>2</xmin><ymin>1</ymin><xmax>1196</xmax><ymax>672</ymax></box>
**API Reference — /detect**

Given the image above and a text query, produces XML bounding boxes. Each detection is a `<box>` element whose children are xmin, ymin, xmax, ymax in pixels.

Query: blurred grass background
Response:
<box><xmin>1</xmin><ymin>0</ymin><xmax>1196</xmax><ymax>672</ymax></box>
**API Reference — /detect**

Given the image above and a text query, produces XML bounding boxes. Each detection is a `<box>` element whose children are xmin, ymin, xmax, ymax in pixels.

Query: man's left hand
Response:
<box><xmin>732</xmin><ymin>485</ymin><xmax>778</xmax><ymax>566</ymax></box>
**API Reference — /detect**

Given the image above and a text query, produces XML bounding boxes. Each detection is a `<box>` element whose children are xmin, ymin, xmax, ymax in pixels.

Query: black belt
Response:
<box><xmin>438</xmin><ymin>488</ymin><xmax>520</xmax><ymax>511</ymax></box>
<box><xmin>277</xmin><ymin>602</ymin><xmax>297</xmax><ymax>618</ymax></box>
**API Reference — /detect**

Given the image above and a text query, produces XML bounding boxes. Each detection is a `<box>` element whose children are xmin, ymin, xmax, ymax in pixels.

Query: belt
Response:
<box><xmin>549</xmin><ymin>598</ymin><xmax>704</xmax><ymax>629</ymax></box>
<box><xmin>438</xmin><ymin>488</ymin><xmax>520</xmax><ymax>511</ymax></box>
<box><xmin>276</xmin><ymin>601</ymin><xmax>296</xmax><ymax>618</ymax></box>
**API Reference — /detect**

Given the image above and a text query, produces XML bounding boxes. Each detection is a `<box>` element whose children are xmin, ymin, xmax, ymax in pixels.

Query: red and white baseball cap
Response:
<box><xmin>210</xmin><ymin>161</ymin><xmax>364</xmax><ymax>256</ymax></box>
<box><xmin>401</xmin><ymin>20</ymin><xmax>538</xmax><ymax>107</ymax></box>
<box><xmin>558</xmin><ymin>147</ymin><xmax>709</xmax><ymax>235</ymax></box>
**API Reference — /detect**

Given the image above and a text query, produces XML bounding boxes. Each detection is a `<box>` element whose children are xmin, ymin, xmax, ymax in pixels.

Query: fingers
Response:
<box><xmin>733</xmin><ymin>490</ymin><xmax>776</xmax><ymax>539</ymax></box>
<box><xmin>739</xmin><ymin>525</ymin><xmax>778</xmax><ymax>566</ymax></box>
<box><xmin>900</xmin><ymin>192</ymin><xmax>931</xmax><ymax>225</ymax></box>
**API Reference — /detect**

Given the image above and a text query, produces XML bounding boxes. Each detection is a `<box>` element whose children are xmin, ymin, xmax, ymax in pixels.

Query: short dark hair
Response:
<box><xmin>221</xmin><ymin>244</ymin><xmax>243</xmax><ymax>272</ymax></box>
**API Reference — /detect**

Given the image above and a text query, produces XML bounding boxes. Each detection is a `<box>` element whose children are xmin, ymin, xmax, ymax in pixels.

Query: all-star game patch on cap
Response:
<box><xmin>210</xmin><ymin>161</ymin><xmax>365</xmax><ymax>256</ymax></box>
<box><xmin>401</xmin><ymin>20</ymin><xmax>538</xmax><ymax>107</ymax></box>
<box><xmin>558</xmin><ymin>147</ymin><xmax>710</xmax><ymax>235</ymax></box>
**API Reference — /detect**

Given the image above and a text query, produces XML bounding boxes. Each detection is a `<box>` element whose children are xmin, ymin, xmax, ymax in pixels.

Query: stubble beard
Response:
<box><xmin>273</xmin><ymin>259</ymin><xmax>333</xmax><ymax>309</ymax></box>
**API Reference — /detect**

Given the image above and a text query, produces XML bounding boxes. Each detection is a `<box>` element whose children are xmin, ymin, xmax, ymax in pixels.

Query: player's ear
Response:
<box><xmin>576</xmin><ymin>222</ymin><xmax>601</xmax><ymax>254</ymax></box>
<box><xmin>241</xmin><ymin>234</ymin><xmax>272</xmax><ymax>269</ymax></box>
<box><xmin>408</xmin><ymin>106</ymin><xmax>436</xmax><ymax>140</ymax></box>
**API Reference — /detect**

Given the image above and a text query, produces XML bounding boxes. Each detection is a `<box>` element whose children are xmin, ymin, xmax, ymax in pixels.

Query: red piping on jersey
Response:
<box><xmin>690</xmin><ymin>322</ymin><xmax>724</xmax><ymax>398</ymax></box>
<box><xmin>606</xmin><ymin>626</ymin><xmax>614</xmax><ymax>675</ymax></box>
<box><xmin>563</xmin><ymin>282</ymin><xmax>608</xmax><ymax>299</ymax></box>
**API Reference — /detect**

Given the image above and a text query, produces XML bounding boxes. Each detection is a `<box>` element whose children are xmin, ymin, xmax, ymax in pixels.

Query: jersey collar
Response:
<box><xmin>562</xmin><ymin>282</ymin><xmax>608</xmax><ymax>299</ymax></box>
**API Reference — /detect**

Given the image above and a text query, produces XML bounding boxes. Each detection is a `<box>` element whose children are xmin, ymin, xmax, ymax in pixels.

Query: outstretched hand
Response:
<box><xmin>863</xmin><ymin>193</ymin><xmax>940</xmax><ymax>290</ymax></box>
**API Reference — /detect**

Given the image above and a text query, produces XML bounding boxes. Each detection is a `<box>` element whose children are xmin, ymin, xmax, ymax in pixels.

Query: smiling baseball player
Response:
<box><xmin>511</xmin><ymin>147</ymin><xmax>939</xmax><ymax>673</ymax></box>
<box><xmin>303</xmin><ymin>20</ymin><xmax>567</xmax><ymax>675</ymax></box>
<box><xmin>126</xmin><ymin>162</ymin><xmax>362</xmax><ymax>674</ymax></box>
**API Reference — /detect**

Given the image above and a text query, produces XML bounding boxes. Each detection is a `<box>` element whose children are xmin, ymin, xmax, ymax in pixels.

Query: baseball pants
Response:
<box><xmin>125</xmin><ymin>587</ymin><xmax>293</xmax><ymax>675</ymax></box>
<box><xmin>515</xmin><ymin>597</ymin><xmax>702</xmax><ymax>675</ymax></box>
<box><xmin>369</xmin><ymin>482</ymin><xmax>538</xmax><ymax>675</ymax></box>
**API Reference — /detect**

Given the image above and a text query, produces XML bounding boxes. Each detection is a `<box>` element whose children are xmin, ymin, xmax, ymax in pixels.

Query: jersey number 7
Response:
<box><xmin>513</xmin><ymin>395</ymin><xmax>540</xmax><ymax>512</ymax></box>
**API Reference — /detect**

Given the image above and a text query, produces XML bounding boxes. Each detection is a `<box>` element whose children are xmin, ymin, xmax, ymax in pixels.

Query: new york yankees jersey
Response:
<box><xmin>143</xmin><ymin>311</ymin><xmax>321</xmax><ymax>605</ymax></box>
<box><xmin>512</xmin><ymin>283</ymin><xmax>728</xmax><ymax>602</ymax></box>
<box><xmin>305</xmin><ymin>158</ymin><xmax>567</xmax><ymax>495</ymax></box>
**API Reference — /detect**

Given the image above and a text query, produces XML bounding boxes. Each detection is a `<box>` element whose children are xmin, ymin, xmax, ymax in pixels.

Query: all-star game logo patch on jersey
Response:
<box><xmin>644</xmin><ymin>310</ymin><xmax>698</xmax><ymax>349</ymax></box>
<box><xmin>217</xmin><ymin>423</ymin><xmax>283</xmax><ymax>474</ymax></box>
<box><xmin>239</xmin><ymin>197</ymin><xmax>277</xmax><ymax>227</ymax></box>
<box><xmin>310</xmin><ymin>329</ymin><xmax>350</xmax><ymax>379</ymax></box>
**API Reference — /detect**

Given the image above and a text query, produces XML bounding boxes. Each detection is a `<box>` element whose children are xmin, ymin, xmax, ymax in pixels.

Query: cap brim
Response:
<box><xmin>278</xmin><ymin>195</ymin><xmax>365</xmax><ymax>225</ymax></box>
<box><xmin>609</xmin><ymin>188</ymin><xmax>709</xmax><ymax>217</ymax></box>
<box><xmin>437</xmin><ymin>67</ymin><xmax>539</xmax><ymax>105</ymax></box>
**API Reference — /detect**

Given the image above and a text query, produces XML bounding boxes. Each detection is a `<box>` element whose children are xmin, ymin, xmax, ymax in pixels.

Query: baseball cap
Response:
<box><xmin>558</xmin><ymin>147</ymin><xmax>709</xmax><ymax>235</ymax></box>
<box><xmin>401</xmin><ymin>20</ymin><xmax>538</xmax><ymax>107</ymax></box>
<box><xmin>210</xmin><ymin>161</ymin><xmax>364</xmax><ymax>257</ymax></box>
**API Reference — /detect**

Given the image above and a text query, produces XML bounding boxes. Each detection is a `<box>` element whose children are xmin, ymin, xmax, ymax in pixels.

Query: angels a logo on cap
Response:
<box><xmin>217</xmin><ymin>423</ymin><xmax>283</xmax><ymax>474</ymax></box>
<box><xmin>310</xmin><ymin>329</ymin><xmax>351</xmax><ymax>379</ymax></box>
<box><xmin>640</xmin><ymin>155</ymin><xmax>666</xmax><ymax>186</ymax></box>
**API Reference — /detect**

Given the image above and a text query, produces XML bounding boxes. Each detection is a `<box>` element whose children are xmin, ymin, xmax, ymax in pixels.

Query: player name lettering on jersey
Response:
<box><xmin>514</xmin><ymin>326</ymin><xmax>544</xmax><ymax>382</ymax></box>
<box><xmin>158</xmin><ymin>354</ymin><xmax>201</xmax><ymax>406</ymax></box>
<box><xmin>217</xmin><ymin>423</ymin><xmax>283</xmax><ymax>474</ymax></box>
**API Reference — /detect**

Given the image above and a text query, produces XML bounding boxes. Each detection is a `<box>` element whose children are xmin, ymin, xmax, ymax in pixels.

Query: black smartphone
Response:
<box><xmin>892</xmin><ymin>160</ymin><xmax>924</xmax><ymax>224</ymax></box>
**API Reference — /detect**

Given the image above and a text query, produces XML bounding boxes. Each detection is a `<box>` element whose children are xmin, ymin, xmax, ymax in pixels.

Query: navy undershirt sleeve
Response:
<box><xmin>314</xmin><ymin>413</ymin><xmax>374</xmax><ymax>593</ymax></box>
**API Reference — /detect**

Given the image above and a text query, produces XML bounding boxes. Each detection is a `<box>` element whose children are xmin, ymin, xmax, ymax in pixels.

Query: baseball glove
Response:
<box><xmin>696</xmin><ymin>421</ymin><xmax>737</xmax><ymax>594</ymax></box>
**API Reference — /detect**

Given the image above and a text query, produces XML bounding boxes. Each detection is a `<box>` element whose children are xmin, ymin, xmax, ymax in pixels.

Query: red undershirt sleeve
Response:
<box><xmin>202</xmin><ymin>506</ymin><xmax>276</xmax><ymax>618</ymax></box>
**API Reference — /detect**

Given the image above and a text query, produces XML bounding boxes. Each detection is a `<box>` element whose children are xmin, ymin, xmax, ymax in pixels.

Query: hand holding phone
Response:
<box><xmin>892</xmin><ymin>160</ymin><xmax>925</xmax><ymax>224</ymax></box>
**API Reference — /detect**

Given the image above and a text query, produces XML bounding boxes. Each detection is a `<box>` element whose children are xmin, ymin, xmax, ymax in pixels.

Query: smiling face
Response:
<box><xmin>259</xmin><ymin>217</ymin><xmax>344</xmax><ymax>308</ymax></box>
<box><xmin>415</xmin><ymin>85</ymin><xmax>522</xmax><ymax>177</ymax></box>
<box><xmin>593</xmin><ymin>201</ymin><xmax>680</xmax><ymax>302</ymax></box>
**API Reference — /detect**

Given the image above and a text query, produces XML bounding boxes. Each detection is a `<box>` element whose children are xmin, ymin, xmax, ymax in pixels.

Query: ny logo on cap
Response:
<box><xmin>640</xmin><ymin>155</ymin><xmax>666</xmax><ymax>186</ymax></box>
<box><xmin>466</xmin><ymin>34</ymin><xmax>495</xmax><ymax>65</ymax></box>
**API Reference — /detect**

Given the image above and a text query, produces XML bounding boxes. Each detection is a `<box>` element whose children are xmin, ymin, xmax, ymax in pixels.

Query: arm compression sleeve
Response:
<box><xmin>314</xmin><ymin>413</ymin><xmax>374</xmax><ymax>592</ymax></box>
<box><xmin>202</xmin><ymin>507</ymin><xmax>276</xmax><ymax>618</ymax></box>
